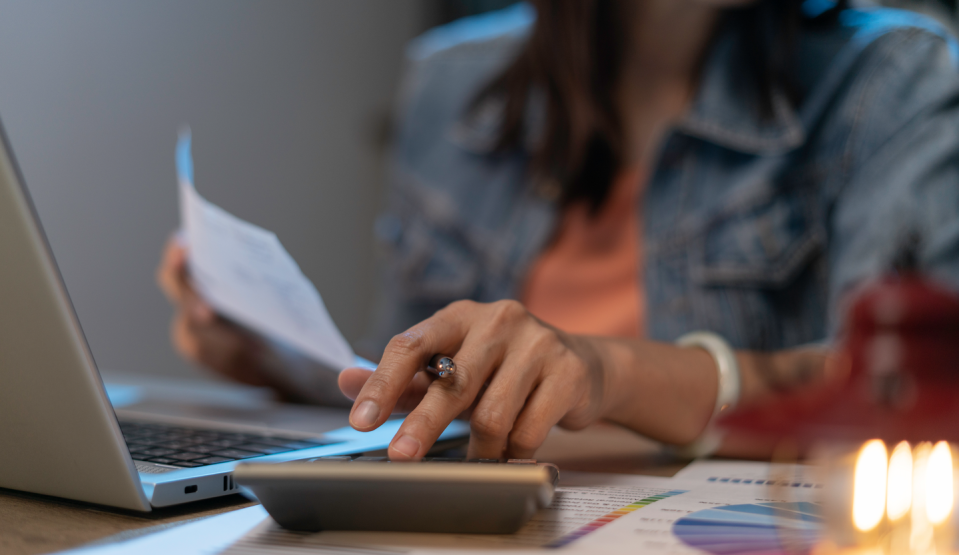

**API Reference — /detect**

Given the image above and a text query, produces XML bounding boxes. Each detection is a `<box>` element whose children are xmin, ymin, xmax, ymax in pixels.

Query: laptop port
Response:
<box><xmin>184</xmin><ymin>485</ymin><xmax>198</xmax><ymax>494</ymax></box>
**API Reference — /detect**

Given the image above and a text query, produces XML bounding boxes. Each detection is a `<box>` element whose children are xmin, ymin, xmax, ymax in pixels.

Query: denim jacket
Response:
<box><xmin>363</xmin><ymin>3</ymin><xmax>959</xmax><ymax>354</ymax></box>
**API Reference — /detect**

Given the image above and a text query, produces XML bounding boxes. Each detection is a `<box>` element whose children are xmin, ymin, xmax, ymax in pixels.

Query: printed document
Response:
<box><xmin>675</xmin><ymin>459</ymin><xmax>821</xmax><ymax>488</ymax></box>
<box><xmin>176</xmin><ymin>130</ymin><xmax>355</xmax><ymax>371</ymax></box>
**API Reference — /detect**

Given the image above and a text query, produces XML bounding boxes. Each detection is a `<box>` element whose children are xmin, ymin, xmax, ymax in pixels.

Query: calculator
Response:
<box><xmin>234</xmin><ymin>456</ymin><xmax>559</xmax><ymax>534</ymax></box>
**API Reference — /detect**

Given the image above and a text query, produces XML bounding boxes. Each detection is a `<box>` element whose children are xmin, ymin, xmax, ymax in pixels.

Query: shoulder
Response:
<box><xmin>797</xmin><ymin>7</ymin><xmax>959</xmax><ymax>177</ymax></box>
<box><xmin>836</xmin><ymin>7</ymin><xmax>959</xmax><ymax>106</ymax></box>
<box><xmin>799</xmin><ymin>10</ymin><xmax>959</xmax><ymax>301</ymax></box>
<box><xmin>390</xmin><ymin>3</ymin><xmax>534</xmax><ymax>193</ymax></box>
<box><xmin>406</xmin><ymin>2</ymin><xmax>534</xmax><ymax>65</ymax></box>
<box><xmin>800</xmin><ymin>6</ymin><xmax>958</xmax><ymax>79</ymax></box>
<box><xmin>800</xmin><ymin>6</ymin><xmax>959</xmax><ymax>110</ymax></box>
<box><xmin>395</xmin><ymin>3</ymin><xmax>533</xmax><ymax>134</ymax></box>
<box><xmin>803</xmin><ymin>8</ymin><xmax>959</xmax><ymax>133</ymax></box>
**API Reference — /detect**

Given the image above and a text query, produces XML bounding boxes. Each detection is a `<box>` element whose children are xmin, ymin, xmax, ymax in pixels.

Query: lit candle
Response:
<box><xmin>925</xmin><ymin>441</ymin><xmax>953</xmax><ymax>526</ymax></box>
<box><xmin>853</xmin><ymin>440</ymin><xmax>888</xmax><ymax>533</ymax></box>
<box><xmin>887</xmin><ymin>441</ymin><xmax>913</xmax><ymax>522</ymax></box>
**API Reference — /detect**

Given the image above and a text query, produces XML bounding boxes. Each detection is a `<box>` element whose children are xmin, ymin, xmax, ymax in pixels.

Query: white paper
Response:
<box><xmin>572</xmin><ymin>476</ymin><xmax>822</xmax><ymax>555</ymax></box>
<box><xmin>176</xmin><ymin>130</ymin><xmax>355</xmax><ymax>371</ymax></box>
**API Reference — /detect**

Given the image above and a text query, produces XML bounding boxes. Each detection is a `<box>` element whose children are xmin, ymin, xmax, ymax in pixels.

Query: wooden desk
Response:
<box><xmin>0</xmin><ymin>420</ymin><xmax>685</xmax><ymax>555</ymax></box>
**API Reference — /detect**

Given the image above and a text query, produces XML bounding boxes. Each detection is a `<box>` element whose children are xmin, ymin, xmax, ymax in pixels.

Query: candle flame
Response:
<box><xmin>925</xmin><ymin>441</ymin><xmax>954</xmax><ymax>525</ymax></box>
<box><xmin>887</xmin><ymin>441</ymin><xmax>913</xmax><ymax>521</ymax></box>
<box><xmin>853</xmin><ymin>439</ymin><xmax>889</xmax><ymax>532</ymax></box>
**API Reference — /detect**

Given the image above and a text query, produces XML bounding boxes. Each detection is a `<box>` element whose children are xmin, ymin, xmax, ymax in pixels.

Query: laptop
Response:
<box><xmin>0</xmin><ymin>119</ymin><xmax>469</xmax><ymax>511</ymax></box>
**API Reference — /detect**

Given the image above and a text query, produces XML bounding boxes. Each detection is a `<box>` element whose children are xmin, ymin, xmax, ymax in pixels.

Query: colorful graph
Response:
<box><xmin>547</xmin><ymin>489</ymin><xmax>688</xmax><ymax>548</ymax></box>
<box><xmin>673</xmin><ymin>502</ymin><xmax>823</xmax><ymax>555</ymax></box>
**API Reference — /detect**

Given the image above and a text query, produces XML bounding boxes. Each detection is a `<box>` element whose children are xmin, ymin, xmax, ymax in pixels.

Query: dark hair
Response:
<box><xmin>473</xmin><ymin>0</ymin><xmax>847</xmax><ymax>212</ymax></box>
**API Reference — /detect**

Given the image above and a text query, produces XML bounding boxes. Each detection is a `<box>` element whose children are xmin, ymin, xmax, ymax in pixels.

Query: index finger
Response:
<box><xmin>348</xmin><ymin>303</ymin><xmax>472</xmax><ymax>432</ymax></box>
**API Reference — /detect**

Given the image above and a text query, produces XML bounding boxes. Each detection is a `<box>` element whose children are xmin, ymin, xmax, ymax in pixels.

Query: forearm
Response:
<box><xmin>596</xmin><ymin>338</ymin><xmax>715</xmax><ymax>444</ymax></box>
<box><xmin>594</xmin><ymin>337</ymin><xmax>835</xmax><ymax>446</ymax></box>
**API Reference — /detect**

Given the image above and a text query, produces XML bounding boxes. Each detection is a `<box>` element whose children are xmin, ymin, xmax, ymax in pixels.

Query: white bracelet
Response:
<box><xmin>672</xmin><ymin>331</ymin><xmax>742</xmax><ymax>458</ymax></box>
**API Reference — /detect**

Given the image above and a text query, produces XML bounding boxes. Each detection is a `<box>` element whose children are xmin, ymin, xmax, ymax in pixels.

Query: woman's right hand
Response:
<box><xmin>156</xmin><ymin>237</ymin><xmax>272</xmax><ymax>387</ymax></box>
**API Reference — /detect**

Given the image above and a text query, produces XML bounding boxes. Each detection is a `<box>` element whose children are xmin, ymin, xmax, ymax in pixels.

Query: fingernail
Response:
<box><xmin>391</xmin><ymin>435</ymin><xmax>421</xmax><ymax>459</ymax></box>
<box><xmin>351</xmin><ymin>400</ymin><xmax>380</xmax><ymax>429</ymax></box>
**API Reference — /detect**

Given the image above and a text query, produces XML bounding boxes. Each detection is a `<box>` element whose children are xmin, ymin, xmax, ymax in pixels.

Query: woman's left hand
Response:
<box><xmin>337</xmin><ymin>300</ymin><xmax>612</xmax><ymax>460</ymax></box>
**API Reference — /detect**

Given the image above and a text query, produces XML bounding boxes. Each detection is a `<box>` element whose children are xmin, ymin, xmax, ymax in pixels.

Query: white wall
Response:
<box><xmin>0</xmin><ymin>0</ymin><xmax>429</xmax><ymax>380</ymax></box>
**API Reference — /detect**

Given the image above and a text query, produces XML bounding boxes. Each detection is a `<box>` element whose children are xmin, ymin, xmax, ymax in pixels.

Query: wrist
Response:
<box><xmin>558</xmin><ymin>333</ymin><xmax>622</xmax><ymax>425</ymax></box>
<box><xmin>596</xmin><ymin>338</ymin><xmax>721</xmax><ymax>445</ymax></box>
<box><xmin>592</xmin><ymin>337</ymin><xmax>642</xmax><ymax>423</ymax></box>
<box><xmin>672</xmin><ymin>331</ymin><xmax>742</xmax><ymax>457</ymax></box>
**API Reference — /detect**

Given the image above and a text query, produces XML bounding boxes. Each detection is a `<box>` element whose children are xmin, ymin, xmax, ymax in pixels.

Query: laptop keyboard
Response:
<box><xmin>119</xmin><ymin>420</ymin><xmax>345</xmax><ymax>469</ymax></box>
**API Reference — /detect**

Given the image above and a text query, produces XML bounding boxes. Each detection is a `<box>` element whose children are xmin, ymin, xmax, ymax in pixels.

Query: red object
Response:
<box><xmin>719</xmin><ymin>274</ymin><xmax>959</xmax><ymax>443</ymax></box>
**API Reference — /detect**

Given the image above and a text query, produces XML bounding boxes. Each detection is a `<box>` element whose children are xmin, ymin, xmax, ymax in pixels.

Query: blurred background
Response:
<box><xmin>0</xmin><ymin>0</ymin><xmax>954</xmax><ymax>385</ymax></box>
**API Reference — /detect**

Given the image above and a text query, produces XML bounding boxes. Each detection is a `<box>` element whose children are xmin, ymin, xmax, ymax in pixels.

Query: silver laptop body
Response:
<box><xmin>0</xmin><ymin>121</ymin><xmax>467</xmax><ymax>511</ymax></box>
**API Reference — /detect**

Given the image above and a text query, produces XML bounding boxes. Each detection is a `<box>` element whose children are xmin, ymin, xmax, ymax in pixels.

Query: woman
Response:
<box><xmin>159</xmin><ymin>0</ymin><xmax>959</xmax><ymax>461</ymax></box>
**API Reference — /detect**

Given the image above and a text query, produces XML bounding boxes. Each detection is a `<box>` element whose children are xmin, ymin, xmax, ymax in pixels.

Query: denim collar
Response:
<box><xmin>450</xmin><ymin>20</ymin><xmax>807</xmax><ymax>157</ymax></box>
<box><xmin>677</xmin><ymin>29</ymin><xmax>806</xmax><ymax>156</ymax></box>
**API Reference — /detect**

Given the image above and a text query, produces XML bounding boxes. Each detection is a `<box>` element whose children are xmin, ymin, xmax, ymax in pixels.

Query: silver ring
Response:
<box><xmin>427</xmin><ymin>355</ymin><xmax>456</xmax><ymax>378</ymax></box>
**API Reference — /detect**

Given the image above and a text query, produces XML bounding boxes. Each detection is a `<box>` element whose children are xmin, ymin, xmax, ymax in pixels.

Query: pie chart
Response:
<box><xmin>673</xmin><ymin>502</ymin><xmax>823</xmax><ymax>555</ymax></box>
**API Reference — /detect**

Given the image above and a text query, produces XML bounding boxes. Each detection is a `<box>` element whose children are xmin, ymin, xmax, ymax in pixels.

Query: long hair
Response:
<box><xmin>472</xmin><ymin>0</ymin><xmax>847</xmax><ymax>212</ymax></box>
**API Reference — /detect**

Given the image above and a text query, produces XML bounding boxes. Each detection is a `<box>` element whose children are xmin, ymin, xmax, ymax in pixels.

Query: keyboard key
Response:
<box><xmin>148</xmin><ymin>433</ymin><xmax>181</xmax><ymax>443</ymax></box>
<box><xmin>172</xmin><ymin>461</ymin><xmax>203</xmax><ymax>468</ymax></box>
<box><xmin>211</xmin><ymin>449</ymin><xmax>261</xmax><ymax>459</ymax></box>
<box><xmin>155</xmin><ymin>440</ymin><xmax>200</xmax><ymax>450</ymax></box>
<box><xmin>128</xmin><ymin>433</ymin><xmax>159</xmax><ymax>442</ymax></box>
<box><xmin>237</xmin><ymin>437</ymin><xmax>291</xmax><ymax>448</ymax></box>
<box><xmin>146</xmin><ymin>457</ymin><xmax>178</xmax><ymax>464</ymax></box>
<box><xmin>195</xmin><ymin>456</ymin><xmax>234</xmax><ymax>465</ymax></box>
<box><xmin>206</xmin><ymin>439</ymin><xmax>244</xmax><ymax>448</ymax></box>
<box><xmin>189</xmin><ymin>435</ymin><xmax>218</xmax><ymax>443</ymax></box>
<box><xmin>188</xmin><ymin>444</ymin><xmax>225</xmax><ymax>454</ymax></box>
<box><xmin>141</xmin><ymin>448</ymin><xmax>176</xmax><ymax>457</ymax></box>
<box><xmin>169</xmin><ymin>452</ymin><xmax>206</xmax><ymax>461</ymax></box>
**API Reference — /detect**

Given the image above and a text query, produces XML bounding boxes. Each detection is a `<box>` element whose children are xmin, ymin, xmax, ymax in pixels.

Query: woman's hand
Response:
<box><xmin>156</xmin><ymin>237</ymin><xmax>272</xmax><ymax>387</ymax></box>
<box><xmin>336</xmin><ymin>298</ymin><xmax>847</xmax><ymax>461</ymax></box>
<box><xmin>337</xmin><ymin>299</ymin><xmax>613</xmax><ymax>460</ymax></box>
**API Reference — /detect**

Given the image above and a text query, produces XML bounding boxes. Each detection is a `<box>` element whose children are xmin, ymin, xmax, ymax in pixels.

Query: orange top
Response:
<box><xmin>521</xmin><ymin>167</ymin><xmax>646</xmax><ymax>338</ymax></box>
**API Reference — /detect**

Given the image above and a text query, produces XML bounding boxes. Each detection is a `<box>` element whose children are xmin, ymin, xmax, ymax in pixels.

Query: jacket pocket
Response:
<box><xmin>691</xmin><ymin>187</ymin><xmax>825</xmax><ymax>288</ymax></box>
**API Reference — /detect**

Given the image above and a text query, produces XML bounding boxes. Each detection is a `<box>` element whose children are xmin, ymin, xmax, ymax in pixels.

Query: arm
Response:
<box><xmin>339</xmin><ymin>299</ymin><xmax>838</xmax><ymax>460</ymax></box>
<box><xmin>600</xmin><ymin>338</ymin><xmax>835</xmax><ymax>446</ymax></box>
